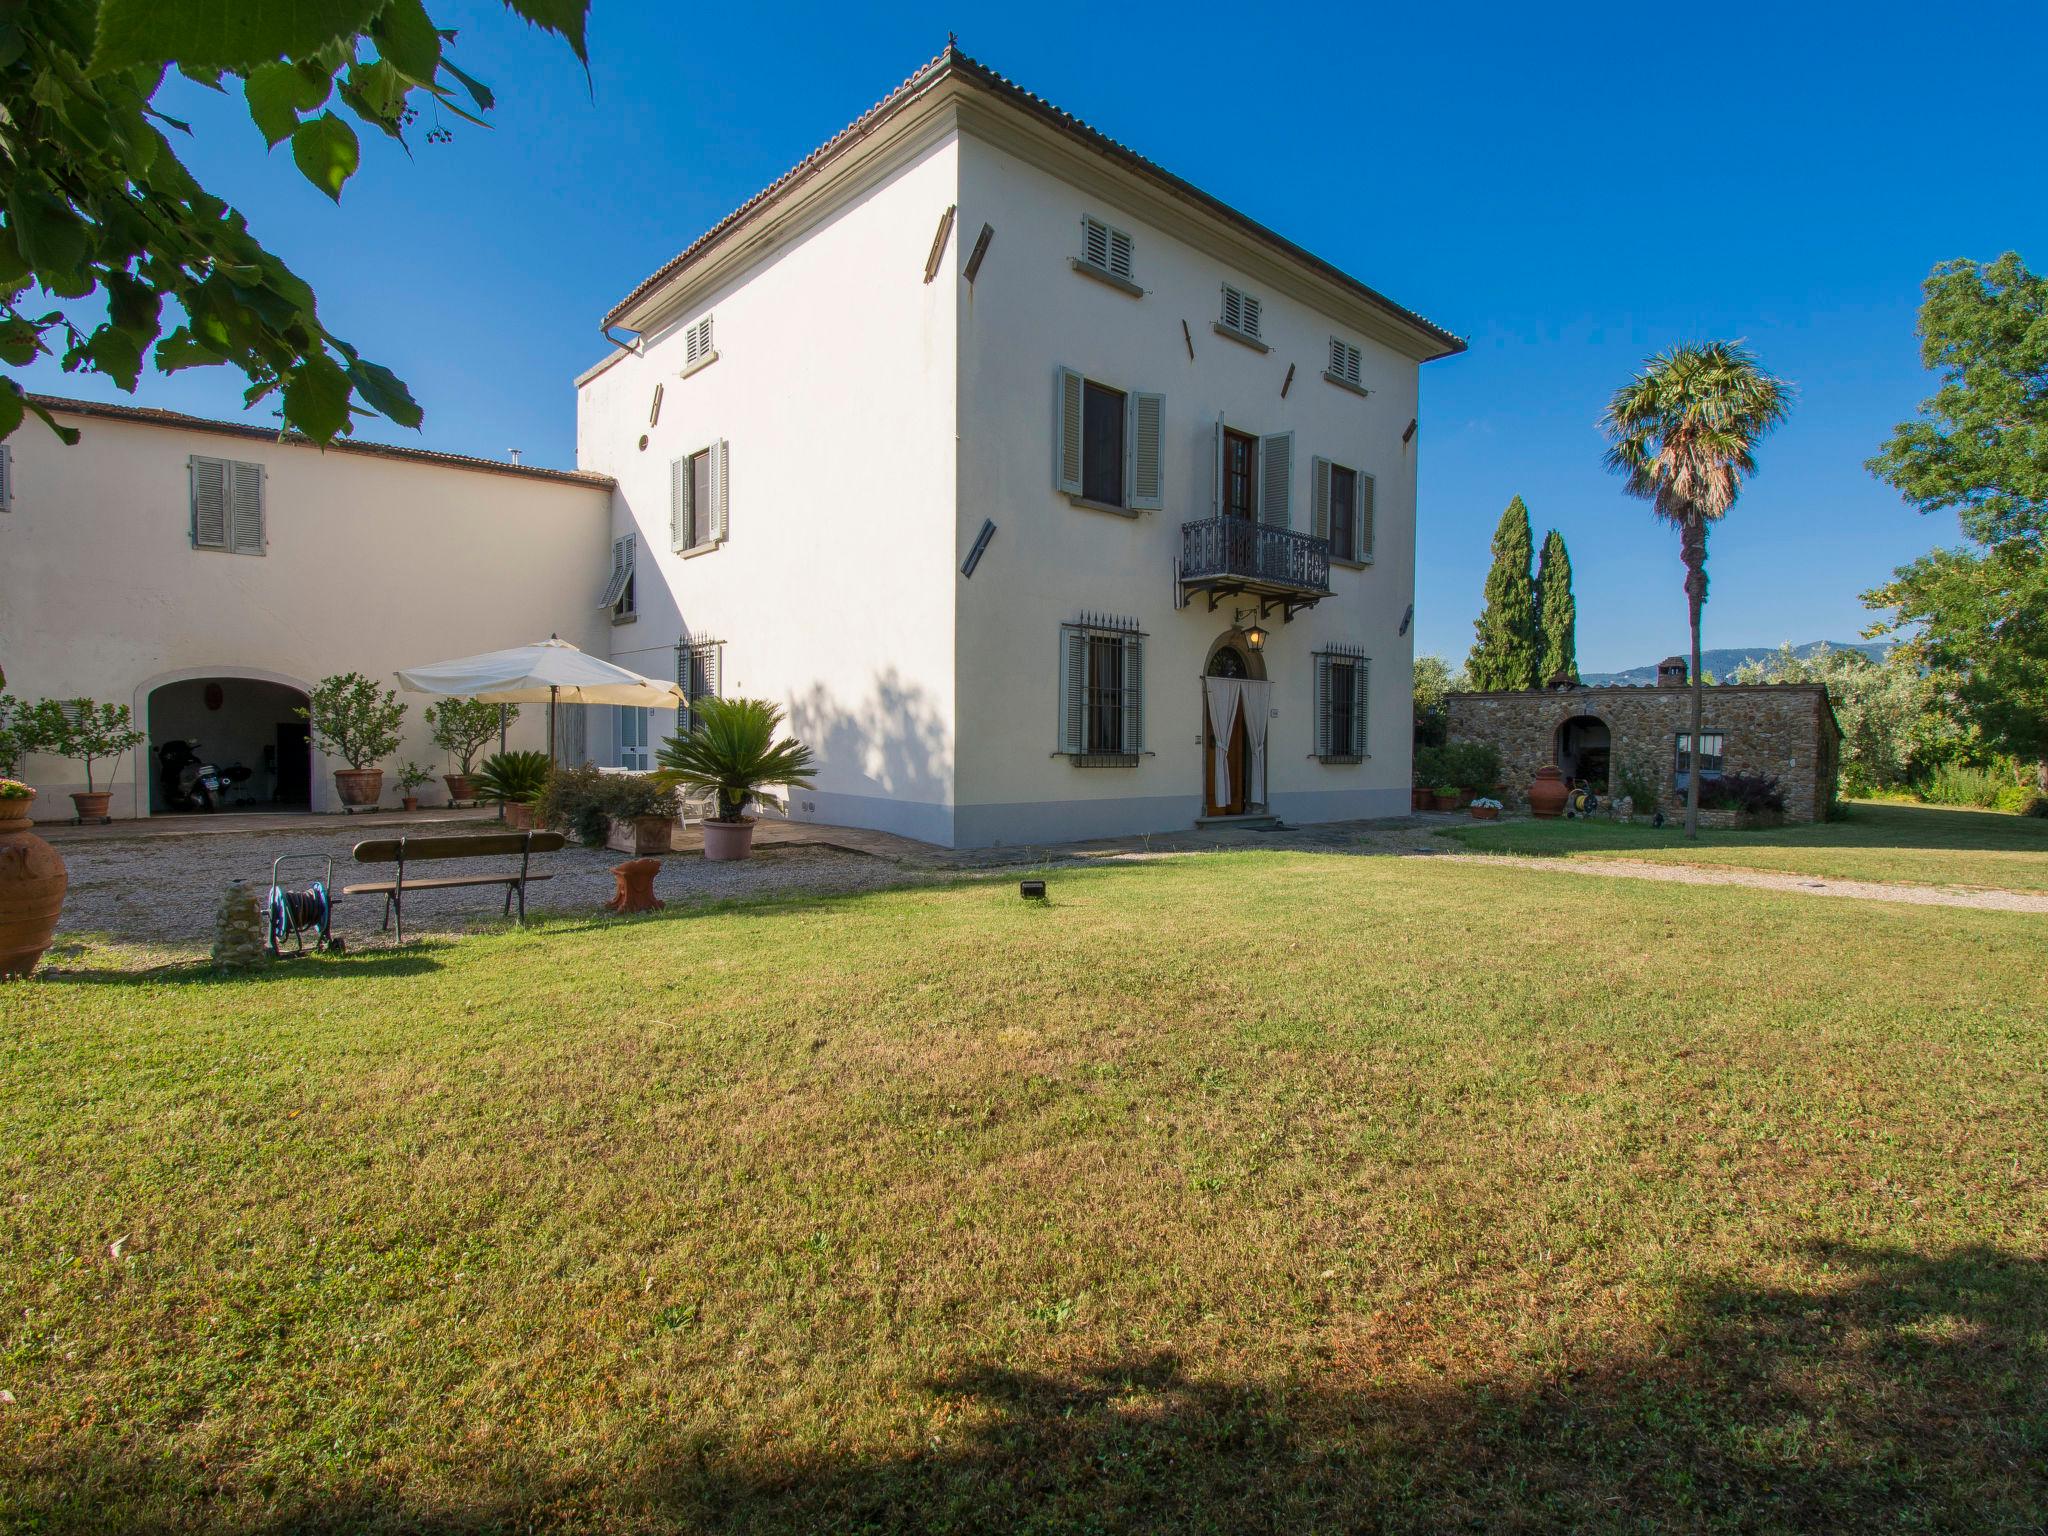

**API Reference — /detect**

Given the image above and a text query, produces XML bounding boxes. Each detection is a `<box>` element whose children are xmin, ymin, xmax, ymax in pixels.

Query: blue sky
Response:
<box><xmin>18</xmin><ymin>2</ymin><xmax>2045</xmax><ymax>672</ymax></box>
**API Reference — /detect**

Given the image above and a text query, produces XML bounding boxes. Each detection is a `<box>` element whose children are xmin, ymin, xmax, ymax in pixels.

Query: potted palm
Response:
<box><xmin>300</xmin><ymin>673</ymin><xmax>407</xmax><ymax>811</ymax></box>
<box><xmin>33</xmin><ymin>698</ymin><xmax>146</xmax><ymax>822</ymax></box>
<box><xmin>653</xmin><ymin>697</ymin><xmax>816</xmax><ymax>861</ymax></box>
<box><xmin>426</xmin><ymin>698</ymin><xmax>514</xmax><ymax>806</ymax></box>
<box><xmin>474</xmin><ymin>749</ymin><xmax>551</xmax><ymax>829</ymax></box>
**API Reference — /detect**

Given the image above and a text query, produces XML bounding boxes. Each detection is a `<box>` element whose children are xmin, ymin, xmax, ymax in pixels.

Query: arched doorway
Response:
<box><xmin>144</xmin><ymin>674</ymin><xmax>312</xmax><ymax>813</ymax></box>
<box><xmin>1202</xmin><ymin>633</ymin><xmax>1268</xmax><ymax>816</ymax></box>
<box><xmin>1555</xmin><ymin>714</ymin><xmax>1611</xmax><ymax>792</ymax></box>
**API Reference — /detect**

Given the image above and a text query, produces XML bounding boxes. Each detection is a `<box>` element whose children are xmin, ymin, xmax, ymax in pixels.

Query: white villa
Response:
<box><xmin>1</xmin><ymin>48</ymin><xmax>1462</xmax><ymax>847</ymax></box>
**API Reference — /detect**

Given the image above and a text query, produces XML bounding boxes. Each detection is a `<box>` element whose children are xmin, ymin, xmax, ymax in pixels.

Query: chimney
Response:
<box><xmin>1657</xmin><ymin>656</ymin><xmax>1688</xmax><ymax>686</ymax></box>
<box><xmin>507</xmin><ymin>448</ymin><xmax>523</xmax><ymax>466</ymax></box>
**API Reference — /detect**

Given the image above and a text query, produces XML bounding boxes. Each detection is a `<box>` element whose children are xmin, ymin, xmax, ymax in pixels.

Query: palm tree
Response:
<box><xmin>1602</xmin><ymin>341</ymin><xmax>1791</xmax><ymax>838</ymax></box>
<box><xmin>653</xmin><ymin>697</ymin><xmax>815</xmax><ymax>823</ymax></box>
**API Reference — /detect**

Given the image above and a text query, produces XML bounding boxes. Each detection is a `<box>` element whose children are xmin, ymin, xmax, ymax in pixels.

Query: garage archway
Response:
<box><xmin>142</xmin><ymin>673</ymin><xmax>312</xmax><ymax>814</ymax></box>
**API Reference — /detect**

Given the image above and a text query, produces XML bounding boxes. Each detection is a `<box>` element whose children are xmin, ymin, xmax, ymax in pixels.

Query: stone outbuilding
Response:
<box><xmin>1446</xmin><ymin>666</ymin><xmax>1841</xmax><ymax>823</ymax></box>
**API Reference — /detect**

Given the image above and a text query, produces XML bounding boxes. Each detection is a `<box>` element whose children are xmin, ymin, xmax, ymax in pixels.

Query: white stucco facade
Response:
<box><xmin>0</xmin><ymin>404</ymin><xmax>611</xmax><ymax>819</ymax></box>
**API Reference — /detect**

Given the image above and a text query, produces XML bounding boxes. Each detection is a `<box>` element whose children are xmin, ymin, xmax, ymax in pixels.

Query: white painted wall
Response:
<box><xmin>950</xmin><ymin>134</ymin><xmax>1420</xmax><ymax>844</ymax></box>
<box><xmin>578</xmin><ymin>133</ymin><xmax>962</xmax><ymax>844</ymax></box>
<box><xmin>0</xmin><ymin>410</ymin><xmax>611</xmax><ymax>819</ymax></box>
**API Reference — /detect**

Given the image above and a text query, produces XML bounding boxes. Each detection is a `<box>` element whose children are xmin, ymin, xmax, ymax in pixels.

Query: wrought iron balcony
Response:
<box><xmin>1178</xmin><ymin>517</ymin><xmax>1332</xmax><ymax>618</ymax></box>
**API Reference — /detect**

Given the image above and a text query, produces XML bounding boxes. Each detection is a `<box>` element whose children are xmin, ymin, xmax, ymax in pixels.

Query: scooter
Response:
<box><xmin>157</xmin><ymin>739</ymin><xmax>251</xmax><ymax>812</ymax></box>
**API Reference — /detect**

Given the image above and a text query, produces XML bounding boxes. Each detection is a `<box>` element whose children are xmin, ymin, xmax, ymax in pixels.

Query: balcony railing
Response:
<box><xmin>1179</xmin><ymin>517</ymin><xmax>1332</xmax><ymax>599</ymax></box>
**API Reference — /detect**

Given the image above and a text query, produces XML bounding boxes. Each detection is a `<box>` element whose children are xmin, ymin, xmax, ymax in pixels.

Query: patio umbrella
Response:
<box><xmin>395</xmin><ymin>636</ymin><xmax>685</xmax><ymax>762</ymax></box>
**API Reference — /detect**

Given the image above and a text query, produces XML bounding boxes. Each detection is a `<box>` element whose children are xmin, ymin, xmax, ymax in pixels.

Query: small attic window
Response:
<box><xmin>1072</xmin><ymin>215</ymin><xmax>1139</xmax><ymax>295</ymax></box>
<box><xmin>1324</xmin><ymin>336</ymin><xmax>1366</xmax><ymax>394</ymax></box>
<box><xmin>1220</xmin><ymin>284</ymin><xmax>1262</xmax><ymax>341</ymax></box>
<box><xmin>682</xmin><ymin>315</ymin><xmax>717</xmax><ymax>376</ymax></box>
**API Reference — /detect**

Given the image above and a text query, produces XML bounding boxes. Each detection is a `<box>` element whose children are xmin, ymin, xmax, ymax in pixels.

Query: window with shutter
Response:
<box><xmin>1055</xmin><ymin>367</ymin><xmax>1161</xmax><ymax>514</ymax></box>
<box><xmin>1057</xmin><ymin>615</ymin><xmax>1144</xmax><ymax>763</ymax></box>
<box><xmin>673</xmin><ymin>445</ymin><xmax>724</xmax><ymax>553</ymax></box>
<box><xmin>600</xmin><ymin>534</ymin><xmax>636</xmax><ymax>616</ymax></box>
<box><xmin>1129</xmin><ymin>392</ymin><xmax>1164</xmax><ymax>510</ymax></box>
<box><xmin>1325</xmin><ymin>337</ymin><xmax>1365</xmax><ymax>392</ymax></box>
<box><xmin>1218</xmin><ymin>283</ymin><xmax>1262</xmax><ymax>341</ymax></box>
<box><xmin>1077</xmin><ymin>215</ymin><xmax>1137</xmax><ymax>288</ymax></box>
<box><xmin>228</xmin><ymin>461</ymin><xmax>265</xmax><ymax>553</ymax></box>
<box><xmin>190</xmin><ymin>455</ymin><xmax>229</xmax><ymax>550</ymax></box>
<box><xmin>1258</xmin><ymin>431</ymin><xmax>1293</xmax><ymax>528</ymax></box>
<box><xmin>1081</xmin><ymin>381</ymin><xmax>1126</xmax><ymax>506</ymax></box>
<box><xmin>683</xmin><ymin>315</ymin><xmax>716</xmax><ymax>373</ymax></box>
<box><xmin>1313</xmin><ymin>647</ymin><xmax>1370</xmax><ymax>762</ymax></box>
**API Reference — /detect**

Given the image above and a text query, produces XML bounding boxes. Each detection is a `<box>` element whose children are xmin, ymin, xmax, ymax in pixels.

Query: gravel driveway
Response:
<box><xmin>51</xmin><ymin>824</ymin><xmax>926</xmax><ymax>957</ymax></box>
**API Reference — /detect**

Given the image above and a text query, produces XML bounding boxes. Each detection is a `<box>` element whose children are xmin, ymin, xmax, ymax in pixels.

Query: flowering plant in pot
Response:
<box><xmin>395</xmin><ymin>761</ymin><xmax>433</xmax><ymax>812</ymax></box>
<box><xmin>1467</xmin><ymin>796</ymin><xmax>1504</xmax><ymax>821</ymax></box>
<box><xmin>473</xmin><ymin>750</ymin><xmax>550</xmax><ymax>829</ymax></box>
<box><xmin>300</xmin><ymin>673</ymin><xmax>406</xmax><ymax>812</ymax></box>
<box><xmin>653</xmin><ymin>697</ymin><xmax>815</xmax><ymax>861</ymax></box>
<box><xmin>426</xmin><ymin>698</ymin><xmax>516</xmax><ymax>805</ymax></box>
<box><xmin>30</xmin><ymin>698</ymin><xmax>145</xmax><ymax>822</ymax></box>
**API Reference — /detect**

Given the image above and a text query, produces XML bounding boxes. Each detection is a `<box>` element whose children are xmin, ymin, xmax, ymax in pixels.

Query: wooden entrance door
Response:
<box><xmin>1204</xmin><ymin>648</ymin><xmax>1251</xmax><ymax>815</ymax></box>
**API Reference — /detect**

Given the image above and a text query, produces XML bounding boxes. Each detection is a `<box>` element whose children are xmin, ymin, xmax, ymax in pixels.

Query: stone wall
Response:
<box><xmin>1444</xmin><ymin>684</ymin><xmax>1840</xmax><ymax>823</ymax></box>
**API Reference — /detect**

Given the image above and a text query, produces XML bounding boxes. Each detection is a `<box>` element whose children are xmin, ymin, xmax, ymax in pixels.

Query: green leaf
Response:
<box><xmin>282</xmin><ymin>353</ymin><xmax>352</xmax><ymax>441</ymax></box>
<box><xmin>0</xmin><ymin>320</ymin><xmax>43</xmax><ymax>368</ymax></box>
<box><xmin>290</xmin><ymin>111</ymin><xmax>360</xmax><ymax>201</ymax></box>
<box><xmin>500</xmin><ymin>0</ymin><xmax>589</xmax><ymax>63</ymax></box>
<box><xmin>153</xmin><ymin>327</ymin><xmax>224</xmax><ymax>374</ymax></box>
<box><xmin>6</xmin><ymin>187</ymin><xmax>90</xmax><ymax>280</ymax></box>
<box><xmin>24</xmin><ymin>398</ymin><xmax>82</xmax><ymax>445</ymax></box>
<box><xmin>346</xmin><ymin>357</ymin><xmax>421</xmax><ymax>428</ymax></box>
<box><xmin>371</xmin><ymin>0</ymin><xmax>442</xmax><ymax>81</ymax></box>
<box><xmin>91</xmin><ymin>0</ymin><xmax>385</xmax><ymax>74</ymax></box>
<box><xmin>440</xmin><ymin>56</ymin><xmax>494</xmax><ymax>112</ymax></box>
<box><xmin>86</xmin><ymin>324</ymin><xmax>145</xmax><ymax>390</ymax></box>
<box><xmin>0</xmin><ymin>381</ymin><xmax>24</xmax><ymax>441</ymax></box>
<box><xmin>245</xmin><ymin>60</ymin><xmax>330</xmax><ymax>147</ymax></box>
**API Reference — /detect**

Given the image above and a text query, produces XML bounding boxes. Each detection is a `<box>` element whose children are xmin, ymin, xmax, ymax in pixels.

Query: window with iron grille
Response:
<box><xmin>677</xmin><ymin>638</ymin><xmax>722</xmax><ymax>732</ymax></box>
<box><xmin>1313</xmin><ymin>647</ymin><xmax>1370</xmax><ymax>762</ymax></box>
<box><xmin>683</xmin><ymin>315</ymin><xmax>716</xmax><ymax>371</ymax></box>
<box><xmin>600</xmin><ymin>534</ymin><xmax>636</xmax><ymax>620</ymax></box>
<box><xmin>1057</xmin><ymin>615</ymin><xmax>1144</xmax><ymax>764</ymax></box>
<box><xmin>1324</xmin><ymin>336</ymin><xmax>1365</xmax><ymax>392</ymax></box>
<box><xmin>1674</xmin><ymin>731</ymin><xmax>1725</xmax><ymax>786</ymax></box>
<box><xmin>189</xmin><ymin>455</ymin><xmax>265</xmax><ymax>554</ymax></box>
<box><xmin>1078</xmin><ymin>215</ymin><xmax>1135</xmax><ymax>284</ymax></box>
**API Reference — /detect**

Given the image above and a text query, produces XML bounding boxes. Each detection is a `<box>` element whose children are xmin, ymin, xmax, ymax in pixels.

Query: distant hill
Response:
<box><xmin>1581</xmin><ymin>641</ymin><xmax>1889</xmax><ymax>686</ymax></box>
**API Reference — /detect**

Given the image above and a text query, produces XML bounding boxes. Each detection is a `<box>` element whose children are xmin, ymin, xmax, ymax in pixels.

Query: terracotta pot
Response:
<box><xmin>1468</xmin><ymin>805</ymin><xmax>1500</xmax><ymax>821</ymax></box>
<box><xmin>503</xmin><ymin>801</ymin><xmax>535</xmax><ymax>831</ymax></box>
<box><xmin>1528</xmin><ymin>766</ymin><xmax>1569</xmax><ymax>818</ymax></box>
<box><xmin>701</xmin><ymin>818</ymin><xmax>755</xmax><ymax>861</ymax></box>
<box><xmin>607</xmin><ymin>814</ymin><xmax>675</xmax><ymax>856</ymax></box>
<box><xmin>443</xmin><ymin>772</ymin><xmax>474</xmax><ymax>805</ymax></box>
<box><xmin>401</xmin><ymin>796</ymin><xmax>420</xmax><ymax>812</ymax></box>
<box><xmin>0</xmin><ymin>790</ymin><xmax>67</xmax><ymax>979</ymax></box>
<box><xmin>69</xmin><ymin>790</ymin><xmax>113</xmax><ymax>823</ymax></box>
<box><xmin>333</xmin><ymin>768</ymin><xmax>383</xmax><ymax>810</ymax></box>
<box><xmin>1432</xmin><ymin>792</ymin><xmax>1460</xmax><ymax>812</ymax></box>
<box><xmin>1411</xmin><ymin>788</ymin><xmax>1433</xmax><ymax>811</ymax></box>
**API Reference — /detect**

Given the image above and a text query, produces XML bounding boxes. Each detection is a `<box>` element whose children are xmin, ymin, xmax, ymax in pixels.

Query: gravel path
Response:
<box><xmin>52</xmin><ymin>824</ymin><xmax>931</xmax><ymax>956</ymax></box>
<box><xmin>1438</xmin><ymin>852</ymin><xmax>2048</xmax><ymax>914</ymax></box>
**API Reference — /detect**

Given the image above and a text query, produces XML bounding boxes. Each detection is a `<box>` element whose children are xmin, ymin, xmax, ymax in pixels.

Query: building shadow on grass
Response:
<box><xmin>12</xmin><ymin>1242</ymin><xmax>2045</xmax><ymax>1533</ymax></box>
<box><xmin>30</xmin><ymin>950</ymin><xmax>444</xmax><ymax>985</ymax></box>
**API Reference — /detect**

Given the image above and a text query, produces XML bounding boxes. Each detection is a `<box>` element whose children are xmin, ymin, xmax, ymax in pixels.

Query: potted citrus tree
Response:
<box><xmin>425</xmin><ymin>698</ymin><xmax>514</xmax><ymax>806</ymax></box>
<box><xmin>395</xmin><ymin>760</ymin><xmax>433</xmax><ymax>813</ymax></box>
<box><xmin>653</xmin><ymin>697</ymin><xmax>815</xmax><ymax>861</ymax></box>
<box><xmin>300</xmin><ymin>673</ymin><xmax>407</xmax><ymax>812</ymax></box>
<box><xmin>33</xmin><ymin>698</ymin><xmax>146</xmax><ymax>822</ymax></box>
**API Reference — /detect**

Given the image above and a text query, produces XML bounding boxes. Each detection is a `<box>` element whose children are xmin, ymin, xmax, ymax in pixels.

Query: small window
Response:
<box><xmin>617</xmin><ymin>706</ymin><xmax>650</xmax><ymax>770</ymax></box>
<box><xmin>1079</xmin><ymin>215</ymin><xmax>1135</xmax><ymax>283</ymax></box>
<box><xmin>600</xmin><ymin>534</ymin><xmax>636</xmax><ymax>619</ymax></box>
<box><xmin>190</xmin><ymin>455</ymin><xmax>265</xmax><ymax>554</ymax></box>
<box><xmin>1058</xmin><ymin>616</ymin><xmax>1144</xmax><ymax>763</ymax></box>
<box><xmin>1053</xmin><ymin>369</ymin><xmax>1163</xmax><ymax>512</ymax></box>
<box><xmin>683</xmin><ymin>315</ymin><xmax>716</xmax><ymax>372</ymax></box>
<box><xmin>1219</xmin><ymin>283</ymin><xmax>1262</xmax><ymax>341</ymax></box>
<box><xmin>678</xmin><ymin>639</ymin><xmax>722</xmax><ymax>733</ymax></box>
<box><xmin>1675</xmin><ymin>732</ymin><xmax>1725</xmax><ymax>785</ymax></box>
<box><xmin>669</xmin><ymin>442</ymin><xmax>728</xmax><ymax>553</ymax></box>
<box><xmin>1325</xmin><ymin>336</ymin><xmax>1365</xmax><ymax>392</ymax></box>
<box><xmin>1314</xmin><ymin>648</ymin><xmax>1370</xmax><ymax>761</ymax></box>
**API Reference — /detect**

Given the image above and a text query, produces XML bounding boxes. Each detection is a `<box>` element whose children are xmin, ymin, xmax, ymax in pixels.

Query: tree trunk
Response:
<box><xmin>1682</xmin><ymin>521</ymin><xmax>1709</xmax><ymax>841</ymax></box>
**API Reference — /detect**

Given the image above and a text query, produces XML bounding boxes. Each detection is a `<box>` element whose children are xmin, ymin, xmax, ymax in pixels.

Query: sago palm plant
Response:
<box><xmin>1602</xmin><ymin>341</ymin><xmax>1791</xmax><ymax>837</ymax></box>
<box><xmin>654</xmin><ymin>697</ymin><xmax>816</xmax><ymax>823</ymax></box>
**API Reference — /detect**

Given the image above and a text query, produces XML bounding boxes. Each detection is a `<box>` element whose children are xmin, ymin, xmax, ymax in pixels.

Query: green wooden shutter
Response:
<box><xmin>1311</xmin><ymin>456</ymin><xmax>1332</xmax><ymax>541</ymax></box>
<box><xmin>1054</xmin><ymin>368</ymin><xmax>1085</xmax><ymax>496</ymax></box>
<box><xmin>1354</xmin><ymin>659</ymin><xmax>1370</xmax><ymax>757</ymax></box>
<box><xmin>1122</xmin><ymin>633</ymin><xmax>1143</xmax><ymax>754</ymax></box>
<box><xmin>669</xmin><ymin>457</ymin><xmax>688</xmax><ymax>552</ymax></box>
<box><xmin>228</xmin><ymin>461</ymin><xmax>264</xmax><ymax>553</ymax></box>
<box><xmin>1259</xmin><ymin>431</ymin><xmax>1292</xmax><ymax>528</ymax></box>
<box><xmin>1358</xmin><ymin>473</ymin><xmax>1376</xmax><ymax>562</ymax></box>
<box><xmin>190</xmin><ymin>456</ymin><xmax>228</xmax><ymax>549</ymax></box>
<box><xmin>1058</xmin><ymin>629</ymin><xmax>1086</xmax><ymax>754</ymax></box>
<box><xmin>1129</xmin><ymin>392</ymin><xmax>1164</xmax><ymax>510</ymax></box>
<box><xmin>1314</xmin><ymin>655</ymin><xmax>1332</xmax><ymax>758</ymax></box>
<box><xmin>1211</xmin><ymin>418</ymin><xmax>1225</xmax><ymax>516</ymax></box>
<box><xmin>709</xmin><ymin>440</ymin><xmax>729</xmax><ymax>543</ymax></box>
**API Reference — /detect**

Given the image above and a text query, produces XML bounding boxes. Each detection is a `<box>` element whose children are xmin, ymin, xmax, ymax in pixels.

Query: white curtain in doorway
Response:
<box><xmin>1203</xmin><ymin>677</ymin><xmax>1245</xmax><ymax>806</ymax></box>
<box><xmin>1240</xmin><ymin>679</ymin><xmax>1271</xmax><ymax>806</ymax></box>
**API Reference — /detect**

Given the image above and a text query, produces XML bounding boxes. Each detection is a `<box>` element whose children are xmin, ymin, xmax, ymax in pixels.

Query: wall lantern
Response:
<box><xmin>1242</xmin><ymin>622</ymin><xmax>1268</xmax><ymax>653</ymax></box>
<box><xmin>1232</xmin><ymin>609</ymin><xmax>1269</xmax><ymax>653</ymax></box>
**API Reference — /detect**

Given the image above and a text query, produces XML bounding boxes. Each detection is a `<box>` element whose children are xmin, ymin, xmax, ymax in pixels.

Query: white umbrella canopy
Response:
<box><xmin>396</xmin><ymin>636</ymin><xmax>684</xmax><ymax>761</ymax></box>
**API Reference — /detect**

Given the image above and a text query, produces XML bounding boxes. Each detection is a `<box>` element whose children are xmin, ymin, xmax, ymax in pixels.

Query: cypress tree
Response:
<box><xmin>1467</xmin><ymin>497</ymin><xmax>1542</xmax><ymax>690</ymax></box>
<box><xmin>1536</xmin><ymin>528</ymin><xmax>1579</xmax><ymax>684</ymax></box>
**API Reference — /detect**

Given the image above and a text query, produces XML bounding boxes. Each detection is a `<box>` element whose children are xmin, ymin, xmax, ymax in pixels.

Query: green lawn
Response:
<box><xmin>5</xmin><ymin>853</ymin><xmax>2046</xmax><ymax>1533</ymax></box>
<box><xmin>1439</xmin><ymin>798</ymin><xmax>2048</xmax><ymax>892</ymax></box>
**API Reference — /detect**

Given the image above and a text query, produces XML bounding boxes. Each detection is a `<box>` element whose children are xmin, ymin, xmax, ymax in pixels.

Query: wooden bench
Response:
<box><xmin>344</xmin><ymin>831</ymin><xmax>566</xmax><ymax>941</ymax></box>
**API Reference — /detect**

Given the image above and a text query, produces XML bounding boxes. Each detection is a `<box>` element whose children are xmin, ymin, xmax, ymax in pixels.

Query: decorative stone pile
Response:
<box><xmin>211</xmin><ymin>880</ymin><xmax>270</xmax><ymax>972</ymax></box>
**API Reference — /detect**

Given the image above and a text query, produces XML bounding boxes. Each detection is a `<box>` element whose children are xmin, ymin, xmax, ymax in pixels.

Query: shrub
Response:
<box><xmin>426</xmin><ymin>699</ymin><xmax>518</xmax><ymax>775</ymax></box>
<box><xmin>473</xmin><ymin>749</ymin><xmax>551</xmax><ymax>808</ymax></box>
<box><xmin>32</xmin><ymin>698</ymin><xmax>147</xmax><ymax>793</ymax></box>
<box><xmin>300</xmin><ymin>673</ymin><xmax>407</xmax><ymax>770</ymax></box>
<box><xmin>1412</xmin><ymin>743</ymin><xmax>1448</xmax><ymax>789</ymax></box>
<box><xmin>536</xmin><ymin>764</ymin><xmax>676</xmax><ymax>848</ymax></box>
<box><xmin>1613</xmin><ymin>752</ymin><xmax>1661</xmax><ymax>812</ymax></box>
<box><xmin>1702</xmin><ymin>773</ymin><xmax>1786</xmax><ymax>815</ymax></box>
<box><xmin>1443</xmin><ymin>739</ymin><xmax>1502</xmax><ymax>792</ymax></box>
<box><xmin>2020</xmin><ymin>794</ymin><xmax>2048</xmax><ymax>819</ymax></box>
<box><xmin>1917</xmin><ymin>762</ymin><xmax>2009</xmax><ymax>809</ymax></box>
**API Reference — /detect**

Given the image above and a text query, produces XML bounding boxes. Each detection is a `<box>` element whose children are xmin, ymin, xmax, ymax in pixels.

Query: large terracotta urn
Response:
<box><xmin>1527</xmin><ymin>766</ymin><xmax>1570</xmax><ymax>818</ymax></box>
<box><xmin>333</xmin><ymin>768</ymin><xmax>383</xmax><ymax>810</ymax></box>
<box><xmin>443</xmin><ymin>772</ymin><xmax>474</xmax><ymax>805</ymax></box>
<box><xmin>69</xmin><ymin>790</ymin><xmax>113</xmax><ymax>823</ymax></box>
<box><xmin>0</xmin><ymin>789</ymin><xmax>68</xmax><ymax>978</ymax></box>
